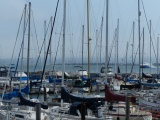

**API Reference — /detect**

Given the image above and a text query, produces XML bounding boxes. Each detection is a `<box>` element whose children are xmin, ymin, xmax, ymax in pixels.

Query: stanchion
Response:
<box><xmin>36</xmin><ymin>103</ymin><xmax>41</xmax><ymax>120</ymax></box>
<box><xmin>125</xmin><ymin>96</ymin><xmax>130</xmax><ymax>120</ymax></box>
<box><xmin>81</xmin><ymin>102</ymin><xmax>86</xmax><ymax>120</ymax></box>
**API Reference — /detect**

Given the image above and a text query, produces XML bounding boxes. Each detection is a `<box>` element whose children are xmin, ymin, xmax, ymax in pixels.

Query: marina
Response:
<box><xmin>0</xmin><ymin>0</ymin><xmax>160</xmax><ymax>120</ymax></box>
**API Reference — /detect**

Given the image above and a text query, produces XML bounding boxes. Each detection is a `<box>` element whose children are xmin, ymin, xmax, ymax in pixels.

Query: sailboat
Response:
<box><xmin>0</xmin><ymin>3</ymin><xmax>55</xmax><ymax>120</ymax></box>
<box><xmin>103</xmin><ymin>85</ymin><xmax>152</xmax><ymax>120</ymax></box>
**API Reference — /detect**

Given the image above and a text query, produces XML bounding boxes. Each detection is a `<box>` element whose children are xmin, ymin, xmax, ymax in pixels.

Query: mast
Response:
<box><xmin>43</xmin><ymin>21</ymin><xmax>46</xmax><ymax>80</ymax></box>
<box><xmin>35</xmin><ymin>0</ymin><xmax>59</xmax><ymax>100</ymax></box>
<box><xmin>149</xmin><ymin>20</ymin><xmax>152</xmax><ymax>73</ymax></box>
<box><xmin>62</xmin><ymin>0</ymin><xmax>66</xmax><ymax>86</ymax></box>
<box><xmin>20</xmin><ymin>4</ymin><xmax>27</xmax><ymax>91</ymax></box>
<box><xmin>87</xmin><ymin>0</ymin><xmax>90</xmax><ymax>79</ymax></box>
<box><xmin>96</xmin><ymin>30</ymin><xmax>98</xmax><ymax>73</ymax></box>
<box><xmin>27</xmin><ymin>2</ymin><xmax>31</xmax><ymax>95</ymax></box>
<box><xmin>114</xmin><ymin>28</ymin><xmax>117</xmax><ymax>73</ymax></box>
<box><xmin>116</xmin><ymin>19</ymin><xmax>119</xmax><ymax>73</ymax></box>
<box><xmin>100</xmin><ymin>17</ymin><xmax>103</xmax><ymax>69</ymax></box>
<box><xmin>132</xmin><ymin>22</ymin><xmax>135</xmax><ymax>64</ymax></box>
<box><xmin>126</xmin><ymin>42</ymin><xmax>129</xmax><ymax>74</ymax></box>
<box><xmin>50</xmin><ymin>17</ymin><xmax>53</xmax><ymax>74</ymax></box>
<box><xmin>61</xmin><ymin>0</ymin><xmax>66</xmax><ymax>106</ymax></box>
<box><xmin>142</xmin><ymin>28</ymin><xmax>144</xmax><ymax>73</ymax></box>
<box><xmin>138</xmin><ymin>0</ymin><xmax>141</xmax><ymax>82</ymax></box>
<box><xmin>157</xmin><ymin>36</ymin><xmax>159</xmax><ymax>74</ymax></box>
<box><xmin>105</xmin><ymin>0</ymin><xmax>109</xmax><ymax>83</ymax></box>
<box><xmin>82</xmin><ymin>25</ymin><xmax>84</xmax><ymax>77</ymax></box>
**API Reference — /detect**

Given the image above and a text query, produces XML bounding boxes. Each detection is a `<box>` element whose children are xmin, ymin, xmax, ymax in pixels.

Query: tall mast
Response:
<box><xmin>116</xmin><ymin>19</ymin><xmax>119</xmax><ymax>73</ymax></box>
<box><xmin>82</xmin><ymin>25</ymin><xmax>84</xmax><ymax>76</ymax></box>
<box><xmin>142</xmin><ymin>28</ymin><xmax>144</xmax><ymax>73</ymax></box>
<box><xmin>100</xmin><ymin>17</ymin><xmax>103</xmax><ymax>69</ymax></box>
<box><xmin>149</xmin><ymin>20</ymin><xmax>152</xmax><ymax>73</ymax></box>
<box><xmin>96</xmin><ymin>30</ymin><xmax>98</xmax><ymax>73</ymax></box>
<box><xmin>20</xmin><ymin>4</ymin><xmax>27</xmax><ymax>91</ymax></box>
<box><xmin>126</xmin><ymin>42</ymin><xmax>129</xmax><ymax>74</ymax></box>
<box><xmin>87</xmin><ymin>0</ymin><xmax>90</xmax><ymax>79</ymax></box>
<box><xmin>105</xmin><ymin>0</ymin><xmax>109</xmax><ymax>83</ymax></box>
<box><xmin>61</xmin><ymin>0</ymin><xmax>66</xmax><ymax>106</ymax></box>
<box><xmin>138</xmin><ymin>0</ymin><xmax>141</xmax><ymax>82</ymax></box>
<box><xmin>50</xmin><ymin>17</ymin><xmax>53</xmax><ymax>73</ymax></box>
<box><xmin>157</xmin><ymin>36</ymin><xmax>159</xmax><ymax>74</ymax></box>
<box><xmin>27</xmin><ymin>2</ymin><xmax>31</xmax><ymax>94</ymax></box>
<box><xmin>43</xmin><ymin>21</ymin><xmax>46</xmax><ymax>80</ymax></box>
<box><xmin>62</xmin><ymin>0</ymin><xmax>66</xmax><ymax>86</ymax></box>
<box><xmin>132</xmin><ymin>22</ymin><xmax>135</xmax><ymax>65</ymax></box>
<box><xmin>114</xmin><ymin>28</ymin><xmax>117</xmax><ymax>73</ymax></box>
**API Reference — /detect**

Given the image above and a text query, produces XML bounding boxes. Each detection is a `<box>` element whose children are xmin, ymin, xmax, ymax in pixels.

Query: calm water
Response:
<box><xmin>9</xmin><ymin>62</ymin><xmax>159</xmax><ymax>74</ymax></box>
<box><xmin>42</xmin><ymin>64</ymin><xmax>159</xmax><ymax>74</ymax></box>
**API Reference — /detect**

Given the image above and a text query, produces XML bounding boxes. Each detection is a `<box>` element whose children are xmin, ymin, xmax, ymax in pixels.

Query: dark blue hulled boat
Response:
<box><xmin>61</xmin><ymin>86</ymin><xmax>104</xmax><ymax>103</ymax></box>
<box><xmin>18</xmin><ymin>92</ymin><xmax>48</xmax><ymax>109</ymax></box>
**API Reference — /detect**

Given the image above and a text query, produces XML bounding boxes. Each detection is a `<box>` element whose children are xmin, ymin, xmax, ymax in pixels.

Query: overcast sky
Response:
<box><xmin>0</xmin><ymin>0</ymin><xmax>160</xmax><ymax>65</ymax></box>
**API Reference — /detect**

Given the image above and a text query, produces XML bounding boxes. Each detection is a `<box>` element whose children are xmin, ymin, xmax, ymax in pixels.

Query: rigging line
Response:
<box><xmin>14</xmin><ymin>13</ymin><xmax>29</xmax><ymax>76</ymax></box>
<box><xmin>150</xmin><ymin>24</ymin><xmax>158</xmax><ymax>60</ymax></box>
<box><xmin>53</xmin><ymin>20</ymin><xmax>63</xmax><ymax>71</ymax></box>
<box><xmin>122</xmin><ymin>23</ymin><xmax>134</xmax><ymax>65</ymax></box>
<box><xmin>108</xmin><ymin>29</ymin><xmax>116</xmax><ymax>67</ymax></box>
<box><xmin>90</xmin><ymin>2</ymin><xmax>98</xmax><ymax>29</ymax></box>
<box><xmin>33</xmin><ymin>19</ymin><xmax>52</xmax><ymax>72</ymax></box>
<box><xmin>130</xmin><ymin>37</ymin><xmax>139</xmax><ymax>74</ymax></box>
<box><xmin>108</xmin><ymin>41</ymin><xmax>114</xmax><ymax>67</ymax></box>
<box><xmin>91</xmin><ymin>35</ymin><xmax>98</xmax><ymax>62</ymax></box>
<box><xmin>7</xmin><ymin>6</ymin><xmax>25</xmax><ymax>78</ymax></box>
<box><xmin>14</xmin><ymin>38</ymin><xmax>24</xmax><ymax>76</ymax></box>
<box><xmin>91</xmin><ymin>30</ymin><xmax>100</xmax><ymax>62</ymax></box>
<box><xmin>102</xmin><ymin>0</ymin><xmax>105</xmax><ymax>16</ymax></box>
<box><xmin>67</xmin><ymin>2</ymin><xmax>75</xmax><ymax>63</ymax></box>
<box><xmin>31</xmin><ymin>9</ymin><xmax>40</xmax><ymax>57</ymax></box>
<box><xmin>141</xmin><ymin>0</ymin><xmax>150</xmax><ymax>33</ymax></box>
<box><xmin>130</xmin><ymin>28</ymin><xmax>144</xmax><ymax>74</ymax></box>
<box><xmin>154</xmin><ymin>16</ymin><xmax>160</xmax><ymax>33</ymax></box>
<box><xmin>91</xmin><ymin>17</ymin><xmax>103</xmax><ymax>63</ymax></box>
<box><xmin>141</xmin><ymin>0</ymin><xmax>157</xmax><ymax>60</ymax></box>
<box><xmin>74</xmin><ymin>1</ymin><xmax>84</xmax><ymax>25</ymax></box>
<box><xmin>127</xmin><ymin>24</ymin><xmax>134</xmax><ymax>44</ymax></box>
<box><xmin>90</xmin><ymin>2</ymin><xmax>104</xmax><ymax>43</ymax></box>
<box><xmin>101</xmin><ymin>0</ymin><xmax>106</xmax><ymax>19</ymax></box>
<box><xmin>37</xmin><ymin>0</ymin><xmax>60</xmax><ymax>99</ymax></box>
<box><xmin>120</xmin><ymin>22</ymin><xmax>134</xmax><ymax>65</ymax></box>
<box><xmin>3</xmin><ymin>5</ymin><xmax>25</xmax><ymax>101</ymax></box>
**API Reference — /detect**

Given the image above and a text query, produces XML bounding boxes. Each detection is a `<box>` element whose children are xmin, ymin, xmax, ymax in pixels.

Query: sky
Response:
<box><xmin>0</xmin><ymin>0</ymin><xmax>160</xmax><ymax>65</ymax></box>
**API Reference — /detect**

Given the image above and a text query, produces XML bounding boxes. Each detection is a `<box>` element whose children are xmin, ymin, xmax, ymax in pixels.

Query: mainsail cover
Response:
<box><xmin>18</xmin><ymin>93</ymin><xmax>48</xmax><ymax>109</ymax></box>
<box><xmin>61</xmin><ymin>86</ymin><xmax>104</xmax><ymax>103</ymax></box>
<box><xmin>142</xmin><ymin>72</ymin><xmax>153</xmax><ymax>78</ymax></box>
